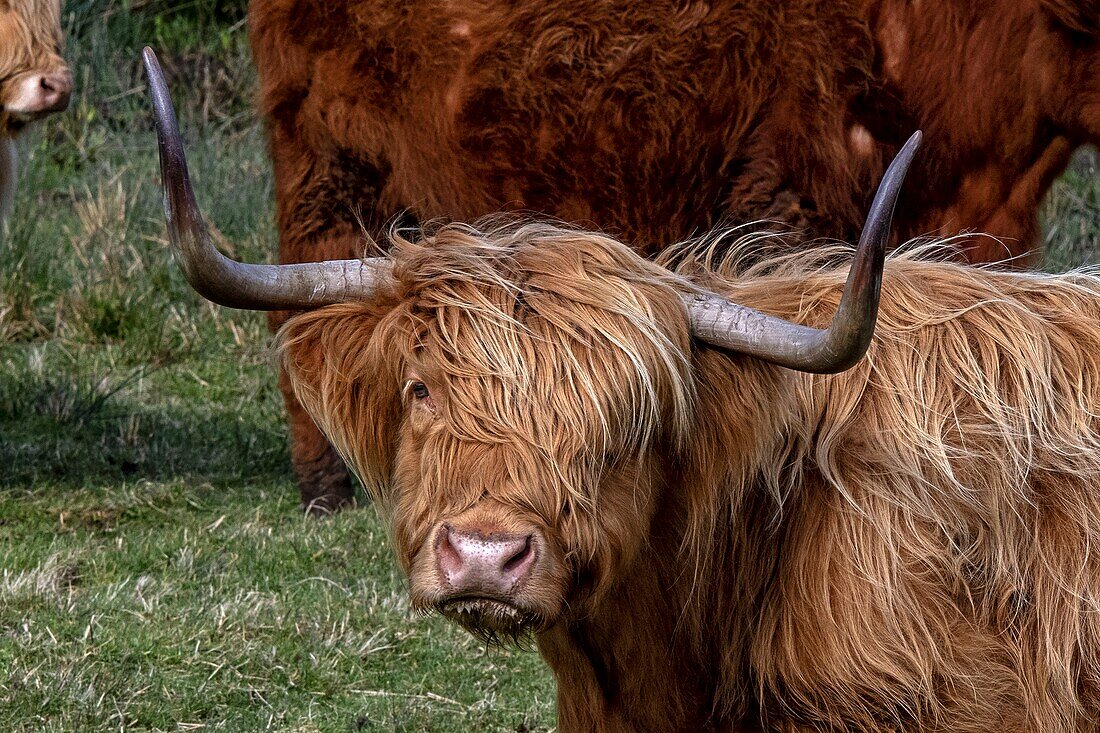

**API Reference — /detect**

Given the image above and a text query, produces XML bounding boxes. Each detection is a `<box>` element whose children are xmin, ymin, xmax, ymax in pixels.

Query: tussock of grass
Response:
<box><xmin>1042</xmin><ymin>147</ymin><xmax>1100</xmax><ymax>271</ymax></box>
<box><xmin>1</xmin><ymin>0</ymin><xmax>1096</xmax><ymax>730</ymax></box>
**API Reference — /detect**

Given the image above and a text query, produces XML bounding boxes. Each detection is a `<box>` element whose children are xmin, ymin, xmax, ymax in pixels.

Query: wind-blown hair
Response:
<box><xmin>665</xmin><ymin>233</ymin><xmax>1100</xmax><ymax>731</ymax></box>
<box><xmin>279</xmin><ymin>221</ymin><xmax>1100</xmax><ymax>731</ymax></box>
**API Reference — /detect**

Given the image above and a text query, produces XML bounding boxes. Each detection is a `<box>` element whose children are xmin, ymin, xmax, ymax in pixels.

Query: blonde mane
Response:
<box><xmin>676</xmin><ymin>239</ymin><xmax>1100</xmax><ymax>731</ymax></box>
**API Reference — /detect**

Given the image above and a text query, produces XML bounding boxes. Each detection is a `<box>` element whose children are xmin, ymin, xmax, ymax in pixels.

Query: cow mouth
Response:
<box><xmin>7</xmin><ymin>109</ymin><xmax>50</xmax><ymax>121</ymax></box>
<box><xmin>5</xmin><ymin>103</ymin><xmax>67</xmax><ymax>124</ymax></box>
<box><xmin>2</xmin><ymin>110</ymin><xmax>47</xmax><ymax>133</ymax></box>
<box><xmin>437</xmin><ymin>596</ymin><xmax>541</xmax><ymax>640</ymax></box>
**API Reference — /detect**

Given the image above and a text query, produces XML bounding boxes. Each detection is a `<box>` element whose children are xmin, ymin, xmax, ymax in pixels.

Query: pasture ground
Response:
<box><xmin>1</xmin><ymin>2</ymin><xmax>1097</xmax><ymax>731</ymax></box>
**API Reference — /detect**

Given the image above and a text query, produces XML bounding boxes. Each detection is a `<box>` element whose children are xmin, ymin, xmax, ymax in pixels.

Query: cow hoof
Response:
<box><xmin>293</xmin><ymin>454</ymin><xmax>360</xmax><ymax>516</ymax></box>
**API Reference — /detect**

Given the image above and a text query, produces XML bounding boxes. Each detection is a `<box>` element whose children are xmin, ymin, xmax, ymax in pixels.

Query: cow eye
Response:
<box><xmin>410</xmin><ymin>381</ymin><xmax>430</xmax><ymax>400</ymax></box>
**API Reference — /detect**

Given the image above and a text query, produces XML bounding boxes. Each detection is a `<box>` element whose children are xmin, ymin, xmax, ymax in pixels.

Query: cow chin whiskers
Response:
<box><xmin>422</xmin><ymin>596</ymin><xmax>547</xmax><ymax>645</ymax></box>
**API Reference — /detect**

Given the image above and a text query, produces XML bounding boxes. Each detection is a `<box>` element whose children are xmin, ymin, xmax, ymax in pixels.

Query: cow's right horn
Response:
<box><xmin>685</xmin><ymin>130</ymin><xmax>921</xmax><ymax>373</ymax></box>
<box><xmin>143</xmin><ymin>47</ymin><xmax>390</xmax><ymax>311</ymax></box>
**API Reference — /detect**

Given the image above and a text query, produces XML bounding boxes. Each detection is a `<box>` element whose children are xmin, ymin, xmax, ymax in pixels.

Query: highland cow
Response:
<box><xmin>248</xmin><ymin>0</ymin><xmax>1100</xmax><ymax>510</ymax></box>
<box><xmin>0</xmin><ymin>0</ymin><xmax>71</xmax><ymax>230</ymax></box>
<box><xmin>147</xmin><ymin>50</ymin><xmax>1100</xmax><ymax>732</ymax></box>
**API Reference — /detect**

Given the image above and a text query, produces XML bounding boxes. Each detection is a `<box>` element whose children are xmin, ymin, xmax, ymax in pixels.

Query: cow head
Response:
<box><xmin>278</xmin><ymin>224</ymin><xmax>698</xmax><ymax>638</ymax></box>
<box><xmin>143</xmin><ymin>48</ymin><xmax>919</xmax><ymax>641</ymax></box>
<box><xmin>0</xmin><ymin>0</ymin><xmax>71</xmax><ymax>136</ymax></box>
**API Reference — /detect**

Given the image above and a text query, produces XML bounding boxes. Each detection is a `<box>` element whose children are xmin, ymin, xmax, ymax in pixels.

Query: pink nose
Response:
<box><xmin>436</xmin><ymin>524</ymin><xmax>538</xmax><ymax>597</ymax></box>
<box><xmin>38</xmin><ymin>73</ymin><xmax>72</xmax><ymax>112</ymax></box>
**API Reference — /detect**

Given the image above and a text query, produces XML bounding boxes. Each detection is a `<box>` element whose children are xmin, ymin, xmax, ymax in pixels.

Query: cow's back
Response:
<box><xmin>860</xmin><ymin>0</ymin><xmax>1100</xmax><ymax>263</ymax></box>
<box><xmin>249</xmin><ymin>0</ymin><xmax>876</xmax><ymax>255</ymax></box>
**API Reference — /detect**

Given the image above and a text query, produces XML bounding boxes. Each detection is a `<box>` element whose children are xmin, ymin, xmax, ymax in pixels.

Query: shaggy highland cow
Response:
<box><xmin>147</xmin><ymin>50</ymin><xmax>1100</xmax><ymax>732</ymax></box>
<box><xmin>0</xmin><ymin>0</ymin><xmax>71</xmax><ymax>230</ymax></box>
<box><xmin>248</xmin><ymin>0</ymin><xmax>1100</xmax><ymax>510</ymax></box>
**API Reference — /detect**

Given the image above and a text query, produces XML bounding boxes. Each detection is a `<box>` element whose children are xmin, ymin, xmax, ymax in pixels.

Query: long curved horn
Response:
<box><xmin>143</xmin><ymin>47</ymin><xmax>390</xmax><ymax>311</ymax></box>
<box><xmin>685</xmin><ymin>130</ymin><xmax>921</xmax><ymax>373</ymax></box>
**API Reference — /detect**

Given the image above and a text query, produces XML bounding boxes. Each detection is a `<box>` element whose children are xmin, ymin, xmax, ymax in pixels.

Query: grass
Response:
<box><xmin>0</xmin><ymin>483</ymin><xmax>552</xmax><ymax>732</ymax></box>
<box><xmin>1041</xmin><ymin>147</ymin><xmax>1100</xmax><ymax>272</ymax></box>
<box><xmin>0</xmin><ymin>1</ymin><xmax>1097</xmax><ymax>730</ymax></box>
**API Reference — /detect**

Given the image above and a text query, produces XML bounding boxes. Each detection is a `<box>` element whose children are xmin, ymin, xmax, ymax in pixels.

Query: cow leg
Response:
<box><xmin>269</xmin><ymin>309</ymin><xmax>355</xmax><ymax>514</ymax></box>
<box><xmin>268</xmin><ymin>224</ymin><xmax>367</xmax><ymax>514</ymax></box>
<box><xmin>266</xmin><ymin>129</ymin><xmax>400</xmax><ymax>511</ymax></box>
<box><xmin>268</xmin><ymin>223</ymin><xmax>370</xmax><ymax>513</ymax></box>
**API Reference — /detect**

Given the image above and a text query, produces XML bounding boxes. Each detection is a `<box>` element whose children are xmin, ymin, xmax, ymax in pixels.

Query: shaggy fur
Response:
<box><xmin>0</xmin><ymin>0</ymin><xmax>69</xmax><ymax>232</ymax></box>
<box><xmin>280</xmin><ymin>222</ymin><xmax>1100</xmax><ymax>732</ymax></box>
<box><xmin>249</xmin><ymin>0</ymin><xmax>1100</xmax><ymax>508</ymax></box>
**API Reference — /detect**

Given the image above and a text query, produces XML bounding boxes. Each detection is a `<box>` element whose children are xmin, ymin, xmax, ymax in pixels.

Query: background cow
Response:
<box><xmin>149</xmin><ymin>52</ymin><xmax>1100</xmax><ymax>732</ymax></box>
<box><xmin>248</xmin><ymin>0</ymin><xmax>1100</xmax><ymax>511</ymax></box>
<box><xmin>0</xmin><ymin>0</ymin><xmax>72</xmax><ymax>231</ymax></box>
<box><xmin>248</xmin><ymin>0</ymin><xmax>883</xmax><ymax>511</ymax></box>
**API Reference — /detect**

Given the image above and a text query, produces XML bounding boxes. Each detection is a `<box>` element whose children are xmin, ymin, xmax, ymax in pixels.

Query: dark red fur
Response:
<box><xmin>860</xmin><ymin>0</ymin><xmax>1100</xmax><ymax>263</ymax></box>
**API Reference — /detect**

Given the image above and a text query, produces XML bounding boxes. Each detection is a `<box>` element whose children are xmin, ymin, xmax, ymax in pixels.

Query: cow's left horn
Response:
<box><xmin>685</xmin><ymin>130</ymin><xmax>921</xmax><ymax>373</ymax></box>
<box><xmin>143</xmin><ymin>47</ymin><xmax>390</xmax><ymax>311</ymax></box>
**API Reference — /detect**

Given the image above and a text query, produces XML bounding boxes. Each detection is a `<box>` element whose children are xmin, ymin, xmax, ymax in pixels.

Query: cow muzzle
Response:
<box><xmin>4</xmin><ymin>70</ymin><xmax>72</xmax><ymax>121</ymax></box>
<box><xmin>425</xmin><ymin>523</ymin><xmax>552</xmax><ymax>639</ymax></box>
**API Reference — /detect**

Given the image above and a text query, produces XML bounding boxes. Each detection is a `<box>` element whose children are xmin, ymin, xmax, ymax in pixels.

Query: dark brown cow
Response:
<box><xmin>0</xmin><ymin>0</ymin><xmax>72</xmax><ymax>229</ymax></box>
<box><xmin>148</xmin><ymin>51</ymin><xmax>1100</xmax><ymax>732</ymax></box>
<box><xmin>248</xmin><ymin>0</ymin><xmax>1100</xmax><ymax>511</ymax></box>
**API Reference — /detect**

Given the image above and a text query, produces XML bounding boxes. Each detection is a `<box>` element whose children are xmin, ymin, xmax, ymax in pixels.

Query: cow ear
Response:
<box><xmin>1038</xmin><ymin>0</ymin><xmax>1099</xmax><ymax>36</ymax></box>
<box><xmin>277</xmin><ymin>302</ymin><xmax>404</xmax><ymax>502</ymax></box>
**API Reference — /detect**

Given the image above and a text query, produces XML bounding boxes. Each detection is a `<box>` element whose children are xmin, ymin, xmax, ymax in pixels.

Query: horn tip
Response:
<box><xmin>142</xmin><ymin>47</ymin><xmax>159</xmax><ymax>73</ymax></box>
<box><xmin>901</xmin><ymin>130</ymin><xmax>923</xmax><ymax>157</ymax></box>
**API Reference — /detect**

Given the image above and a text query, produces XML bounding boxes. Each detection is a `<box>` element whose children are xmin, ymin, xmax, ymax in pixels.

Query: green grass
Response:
<box><xmin>0</xmin><ymin>1</ymin><xmax>1097</xmax><ymax>730</ymax></box>
<box><xmin>0</xmin><ymin>480</ymin><xmax>553</xmax><ymax>732</ymax></box>
<box><xmin>0</xmin><ymin>336</ymin><xmax>555</xmax><ymax>731</ymax></box>
<box><xmin>1041</xmin><ymin>147</ymin><xmax>1100</xmax><ymax>271</ymax></box>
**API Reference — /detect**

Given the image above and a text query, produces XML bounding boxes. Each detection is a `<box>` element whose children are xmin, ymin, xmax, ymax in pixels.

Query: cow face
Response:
<box><xmin>280</xmin><ymin>223</ymin><xmax>695</xmax><ymax>640</ymax></box>
<box><xmin>0</xmin><ymin>0</ymin><xmax>71</xmax><ymax>135</ymax></box>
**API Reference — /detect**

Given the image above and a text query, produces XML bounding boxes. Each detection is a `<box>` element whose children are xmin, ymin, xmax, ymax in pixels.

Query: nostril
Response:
<box><xmin>40</xmin><ymin>74</ymin><xmax>72</xmax><ymax>95</ymax></box>
<box><xmin>437</xmin><ymin>524</ymin><xmax>463</xmax><ymax>576</ymax></box>
<box><xmin>501</xmin><ymin>535</ymin><xmax>533</xmax><ymax>574</ymax></box>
